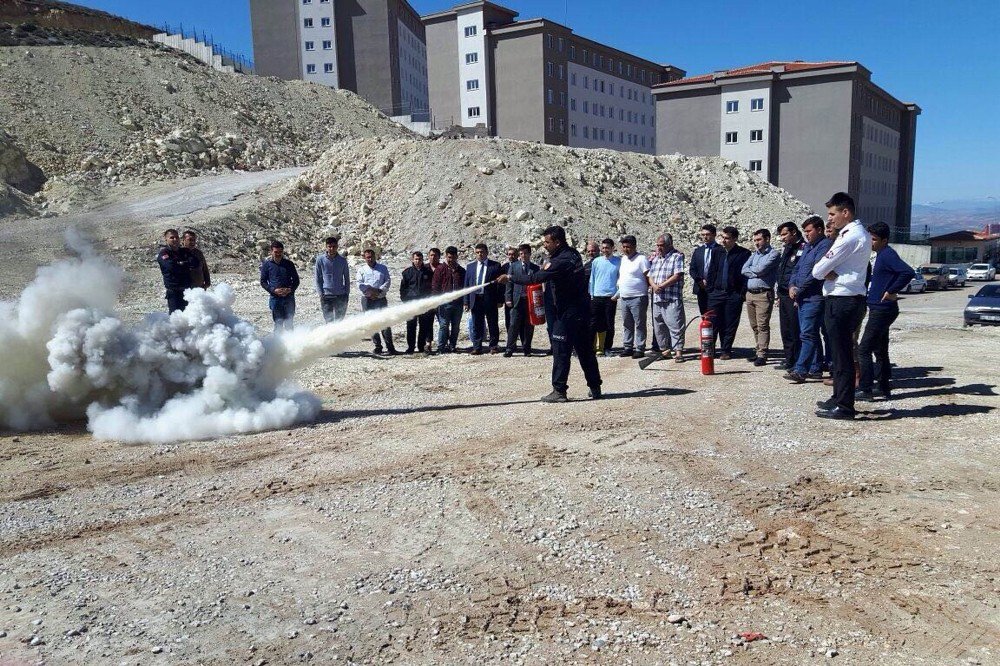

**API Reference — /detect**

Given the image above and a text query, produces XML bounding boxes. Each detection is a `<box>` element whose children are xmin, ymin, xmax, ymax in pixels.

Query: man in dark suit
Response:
<box><xmin>463</xmin><ymin>243</ymin><xmax>503</xmax><ymax>354</ymax></box>
<box><xmin>705</xmin><ymin>225</ymin><xmax>751</xmax><ymax>359</ymax></box>
<box><xmin>499</xmin><ymin>246</ymin><xmax>517</xmax><ymax>342</ymax></box>
<box><xmin>688</xmin><ymin>223</ymin><xmax>718</xmax><ymax>315</ymax></box>
<box><xmin>504</xmin><ymin>244</ymin><xmax>539</xmax><ymax>357</ymax></box>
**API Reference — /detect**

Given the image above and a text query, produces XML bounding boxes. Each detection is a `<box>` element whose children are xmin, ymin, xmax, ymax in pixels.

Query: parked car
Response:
<box><xmin>918</xmin><ymin>264</ymin><xmax>950</xmax><ymax>290</ymax></box>
<box><xmin>948</xmin><ymin>266</ymin><xmax>968</xmax><ymax>288</ymax></box>
<box><xmin>964</xmin><ymin>284</ymin><xmax>1000</xmax><ymax>326</ymax></box>
<box><xmin>967</xmin><ymin>263</ymin><xmax>997</xmax><ymax>281</ymax></box>
<box><xmin>901</xmin><ymin>271</ymin><xmax>927</xmax><ymax>293</ymax></box>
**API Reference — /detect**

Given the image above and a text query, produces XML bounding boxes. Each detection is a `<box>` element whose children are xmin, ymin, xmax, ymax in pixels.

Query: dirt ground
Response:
<box><xmin>1</xmin><ymin>174</ymin><xmax>998</xmax><ymax>665</ymax></box>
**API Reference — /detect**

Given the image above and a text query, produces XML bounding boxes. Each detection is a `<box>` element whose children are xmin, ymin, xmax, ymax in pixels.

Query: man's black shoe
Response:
<box><xmin>816</xmin><ymin>407</ymin><xmax>856</xmax><ymax>420</ymax></box>
<box><xmin>373</xmin><ymin>347</ymin><xmax>383</xmax><ymax>355</ymax></box>
<box><xmin>404</xmin><ymin>348</ymin><xmax>414</xmax><ymax>355</ymax></box>
<box><xmin>815</xmin><ymin>398</ymin><xmax>837</xmax><ymax>410</ymax></box>
<box><xmin>806</xmin><ymin>372</ymin><xmax>825</xmax><ymax>380</ymax></box>
<box><xmin>619</xmin><ymin>349</ymin><xmax>634</xmax><ymax>358</ymax></box>
<box><xmin>385</xmin><ymin>348</ymin><xmax>399</xmax><ymax>356</ymax></box>
<box><xmin>523</xmin><ymin>350</ymin><xmax>532</xmax><ymax>357</ymax></box>
<box><xmin>541</xmin><ymin>390</ymin><xmax>568</xmax><ymax>403</ymax></box>
<box><xmin>784</xmin><ymin>371</ymin><xmax>806</xmax><ymax>384</ymax></box>
<box><xmin>587</xmin><ymin>386</ymin><xmax>603</xmax><ymax>399</ymax></box>
<box><xmin>774</xmin><ymin>362</ymin><xmax>788</xmax><ymax>370</ymax></box>
<box><xmin>632</xmin><ymin>351</ymin><xmax>644</xmax><ymax>359</ymax></box>
<box><xmin>753</xmin><ymin>357</ymin><xmax>767</xmax><ymax>367</ymax></box>
<box><xmin>503</xmin><ymin>350</ymin><xmax>514</xmax><ymax>358</ymax></box>
<box><xmin>855</xmin><ymin>390</ymin><xmax>875</xmax><ymax>402</ymax></box>
<box><xmin>873</xmin><ymin>388</ymin><xmax>891</xmax><ymax>400</ymax></box>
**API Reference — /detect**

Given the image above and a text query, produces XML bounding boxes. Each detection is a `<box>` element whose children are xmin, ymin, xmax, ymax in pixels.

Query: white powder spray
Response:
<box><xmin>1</xmin><ymin>242</ymin><xmax>483</xmax><ymax>443</ymax></box>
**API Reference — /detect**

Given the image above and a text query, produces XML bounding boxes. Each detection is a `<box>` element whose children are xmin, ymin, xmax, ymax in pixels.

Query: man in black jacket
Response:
<box><xmin>464</xmin><ymin>244</ymin><xmax>504</xmax><ymax>354</ymax></box>
<box><xmin>156</xmin><ymin>228</ymin><xmax>200</xmax><ymax>313</ymax></box>
<box><xmin>688</xmin><ymin>223</ymin><xmax>718</xmax><ymax>315</ymax></box>
<box><xmin>504</xmin><ymin>244</ymin><xmax>539</xmax><ymax>357</ymax></box>
<box><xmin>400</xmin><ymin>251</ymin><xmax>435</xmax><ymax>354</ymax></box>
<box><xmin>705</xmin><ymin>226</ymin><xmax>751</xmax><ymax>359</ymax></box>
<box><xmin>498</xmin><ymin>226</ymin><xmax>602</xmax><ymax>402</ymax></box>
<box><xmin>775</xmin><ymin>221</ymin><xmax>805</xmax><ymax>369</ymax></box>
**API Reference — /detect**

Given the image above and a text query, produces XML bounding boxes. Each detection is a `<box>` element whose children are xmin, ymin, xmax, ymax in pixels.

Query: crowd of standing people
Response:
<box><xmin>155</xmin><ymin>192</ymin><xmax>915</xmax><ymax>414</ymax></box>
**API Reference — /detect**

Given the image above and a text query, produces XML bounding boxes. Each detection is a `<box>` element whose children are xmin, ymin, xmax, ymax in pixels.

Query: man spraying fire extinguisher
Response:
<box><xmin>496</xmin><ymin>225</ymin><xmax>603</xmax><ymax>403</ymax></box>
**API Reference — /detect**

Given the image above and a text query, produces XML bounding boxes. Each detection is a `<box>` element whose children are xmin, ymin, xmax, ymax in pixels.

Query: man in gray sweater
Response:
<box><xmin>315</xmin><ymin>236</ymin><xmax>351</xmax><ymax>322</ymax></box>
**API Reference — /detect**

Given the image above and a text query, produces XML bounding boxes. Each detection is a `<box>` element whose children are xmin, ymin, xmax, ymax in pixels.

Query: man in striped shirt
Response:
<box><xmin>648</xmin><ymin>234</ymin><xmax>686</xmax><ymax>362</ymax></box>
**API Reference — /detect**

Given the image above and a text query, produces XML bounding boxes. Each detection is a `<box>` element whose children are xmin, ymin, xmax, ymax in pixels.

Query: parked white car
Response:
<box><xmin>902</xmin><ymin>272</ymin><xmax>927</xmax><ymax>293</ymax></box>
<box><xmin>967</xmin><ymin>263</ymin><xmax>997</xmax><ymax>281</ymax></box>
<box><xmin>948</xmin><ymin>266</ymin><xmax>968</xmax><ymax>288</ymax></box>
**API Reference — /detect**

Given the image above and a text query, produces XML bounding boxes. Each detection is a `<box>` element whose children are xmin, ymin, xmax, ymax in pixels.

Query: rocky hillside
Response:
<box><xmin>0</xmin><ymin>44</ymin><xmax>412</xmax><ymax>194</ymax></box>
<box><xmin>202</xmin><ymin>137</ymin><xmax>811</xmax><ymax>266</ymax></box>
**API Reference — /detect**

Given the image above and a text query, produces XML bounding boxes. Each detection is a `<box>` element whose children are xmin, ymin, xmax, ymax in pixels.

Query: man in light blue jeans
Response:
<box><xmin>616</xmin><ymin>235</ymin><xmax>651</xmax><ymax>359</ymax></box>
<box><xmin>786</xmin><ymin>216</ymin><xmax>832</xmax><ymax>383</ymax></box>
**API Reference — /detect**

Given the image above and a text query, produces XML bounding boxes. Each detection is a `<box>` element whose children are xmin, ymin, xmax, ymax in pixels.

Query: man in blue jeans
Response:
<box><xmin>431</xmin><ymin>246</ymin><xmax>466</xmax><ymax>353</ymax></box>
<box><xmin>259</xmin><ymin>240</ymin><xmax>299</xmax><ymax>332</ymax></box>
<box><xmin>785</xmin><ymin>216</ymin><xmax>831</xmax><ymax>383</ymax></box>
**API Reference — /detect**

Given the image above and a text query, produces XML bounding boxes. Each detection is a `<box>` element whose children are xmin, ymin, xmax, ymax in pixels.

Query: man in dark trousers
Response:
<box><xmin>259</xmin><ymin>240</ymin><xmax>300</xmax><ymax>331</ymax></box>
<box><xmin>498</xmin><ymin>225</ymin><xmax>602</xmax><ymax>403</ymax></box>
<box><xmin>400</xmin><ymin>250</ymin><xmax>435</xmax><ymax>354</ymax></box>
<box><xmin>856</xmin><ymin>222</ymin><xmax>914</xmax><ymax>401</ymax></box>
<box><xmin>504</xmin><ymin>244</ymin><xmax>539</xmax><ymax>357</ymax></box>
<box><xmin>157</xmin><ymin>228</ymin><xmax>200</xmax><ymax>313</ymax></box>
<box><xmin>463</xmin><ymin>243</ymin><xmax>503</xmax><ymax>354</ymax></box>
<box><xmin>500</xmin><ymin>246</ymin><xmax>517</xmax><ymax>338</ymax></box>
<box><xmin>688</xmin><ymin>223</ymin><xmax>718</xmax><ymax>315</ymax></box>
<box><xmin>774</xmin><ymin>221</ymin><xmax>804</xmax><ymax>370</ymax></box>
<box><xmin>704</xmin><ymin>226</ymin><xmax>751</xmax><ymax>360</ymax></box>
<box><xmin>813</xmin><ymin>192</ymin><xmax>872</xmax><ymax>420</ymax></box>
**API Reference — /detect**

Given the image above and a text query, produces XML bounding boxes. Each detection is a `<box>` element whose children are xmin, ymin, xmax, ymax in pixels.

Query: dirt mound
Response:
<box><xmin>0</xmin><ymin>45</ymin><xmax>412</xmax><ymax>192</ymax></box>
<box><xmin>0</xmin><ymin>130</ymin><xmax>45</xmax><ymax>193</ymax></box>
<box><xmin>205</xmin><ymin>136</ymin><xmax>810</xmax><ymax>265</ymax></box>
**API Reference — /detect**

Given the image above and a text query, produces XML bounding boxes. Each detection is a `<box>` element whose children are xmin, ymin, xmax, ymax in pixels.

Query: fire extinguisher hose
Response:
<box><xmin>637</xmin><ymin>313</ymin><xmax>705</xmax><ymax>370</ymax></box>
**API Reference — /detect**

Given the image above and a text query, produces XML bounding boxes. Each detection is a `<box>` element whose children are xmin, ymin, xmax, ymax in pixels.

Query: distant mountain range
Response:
<box><xmin>911</xmin><ymin>197</ymin><xmax>1000</xmax><ymax>237</ymax></box>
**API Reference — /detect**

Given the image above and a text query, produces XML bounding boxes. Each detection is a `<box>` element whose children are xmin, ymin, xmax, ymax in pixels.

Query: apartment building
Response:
<box><xmin>653</xmin><ymin>61</ymin><xmax>920</xmax><ymax>236</ymax></box>
<box><xmin>423</xmin><ymin>1</ymin><xmax>684</xmax><ymax>154</ymax></box>
<box><xmin>249</xmin><ymin>0</ymin><xmax>429</xmax><ymax>118</ymax></box>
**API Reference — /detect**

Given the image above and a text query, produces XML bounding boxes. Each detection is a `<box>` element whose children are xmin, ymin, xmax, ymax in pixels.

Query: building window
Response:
<box><xmin>464</xmin><ymin>25</ymin><xmax>477</xmax><ymax>37</ymax></box>
<box><xmin>547</xmin><ymin>61</ymin><xmax>553</xmax><ymax>77</ymax></box>
<box><xmin>465</xmin><ymin>52</ymin><xmax>478</xmax><ymax>64</ymax></box>
<box><xmin>571</xmin><ymin>72</ymin><xmax>576</xmax><ymax>86</ymax></box>
<box><xmin>725</xmin><ymin>131</ymin><xmax>738</xmax><ymax>144</ymax></box>
<box><xmin>560</xmin><ymin>91</ymin><xmax>566</xmax><ymax>107</ymax></box>
<box><xmin>582</xmin><ymin>49</ymin><xmax>588</xmax><ymax>62</ymax></box>
<box><xmin>619</xmin><ymin>131</ymin><xmax>624</xmax><ymax>144</ymax></box>
<box><xmin>583</xmin><ymin>76</ymin><xmax>589</xmax><ymax>89</ymax></box>
<box><xmin>302</xmin><ymin>0</ymin><xmax>311</xmax><ymax>3</ymax></box>
<box><xmin>570</xmin><ymin>98</ymin><xmax>576</xmax><ymax>111</ymax></box>
<box><xmin>558</xmin><ymin>37</ymin><xmax>565</xmax><ymax>51</ymax></box>
<box><xmin>569</xmin><ymin>45</ymin><xmax>576</xmax><ymax>60</ymax></box>
<box><xmin>305</xmin><ymin>41</ymin><xmax>315</xmax><ymax>51</ymax></box>
<box><xmin>641</xmin><ymin>136</ymin><xmax>646</xmax><ymax>147</ymax></box>
<box><xmin>749</xmin><ymin>160</ymin><xmax>762</xmax><ymax>171</ymax></box>
<box><xmin>750</xmin><ymin>129</ymin><xmax>763</xmax><ymax>142</ymax></box>
<box><xmin>548</xmin><ymin>117</ymin><xmax>554</xmax><ymax>131</ymax></box>
<box><xmin>583</xmin><ymin>101</ymin><xmax>589</xmax><ymax>113</ymax></box>
<box><xmin>322</xmin><ymin>40</ymin><xmax>332</xmax><ymax>50</ymax></box>
<box><xmin>559</xmin><ymin>118</ymin><xmax>565</xmax><ymax>133</ymax></box>
<box><xmin>306</xmin><ymin>64</ymin><xmax>316</xmax><ymax>73</ymax></box>
<box><xmin>558</xmin><ymin>64</ymin><xmax>564</xmax><ymax>80</ymax></box>
<box><xmin>584</xmin><ymin>126</ymin><xmax>589</xmax><ymax>139</ymax></box>
<box><xmin>466</xmin><ymin>79</ymin><xmax>479</xmax><ymax>91</ymax></box>
<box><xmin>324</xmin><ymin>63</ymin><xmax>334</xmax><ymax>73</ymax></box>
<box><xmin>751</xmin><ymin>97</ymin><xmax>764</xmax><ymax>111</ymax></box>
<box><xmin>571</xmin><ymin>124</ymin><xmax>577</xmax><ymax>137</ymax></box>
<box><xmin>547</xmin><ymin>34</ymin><xmax>554</xmax><ymax>49</ymax></box>
<box><xmin>726</xmin><ymin>100</ymin><xmax>738</xmax><ymax>113</ymax></box>
<box><xmin>600</xmin><ymin>80</ymin><xmax>605</xmax><ymax>93</ymax></box>
<box><xmin>321</xmin><ymin>17</ymin><xmax>331</xmax><ymax>26</ymax></box>
<box><xmin>468</xmin><ymin>106</ymin><xmax>481</xmax><ymax>118</ymax></box>
<box><xmin>547</xmin><ymin>89</ymin><xmax>554</xmax><ymax>104</ymax></box>
<box><xmin>303</xmin><ymin>18</ymin><xmax>313</xmax><ymax>28</ymax></box>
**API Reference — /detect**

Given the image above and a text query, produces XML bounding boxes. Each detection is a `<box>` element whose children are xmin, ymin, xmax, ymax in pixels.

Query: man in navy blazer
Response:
<box><xmin>688</xmin><ymin>223</ymin><xmax>718</xmax><ymax>315</ymax></box>
<box><xmin>464</xmin><ymin>243</ymin><xmax>503</xmax><ymax>354</ymax></box>
<box><xmin>504</xmin><ymin>243</ymin><xmax>540</xmax><ymax>357</ymax></box>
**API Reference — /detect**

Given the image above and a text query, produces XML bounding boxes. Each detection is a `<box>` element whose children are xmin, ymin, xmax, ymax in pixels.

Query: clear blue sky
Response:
<box><xmin>75</xmin><ymin>0</ymin><xmax>999</xmax><ymax>204</ymax></box>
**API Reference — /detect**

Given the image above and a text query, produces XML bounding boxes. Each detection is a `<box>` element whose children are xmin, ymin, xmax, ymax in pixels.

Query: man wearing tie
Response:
<box><xmin>688</xmin><ymin>223</ymin><xmax>718</xmax><ymax>315</ymax></box>
<box><xmin>705</xmin><ymin>226</ymin><xmax>751</xmax><ymax>360</ymax></box>
<box><xmin>504</xmin><ymin>244</ymin><xmax>539</xmax><ymax>357</ymax></box>
<box><xmin>464</xmin><ymin>243</ymin><xmax>503</xmax><ymax>354</ymax></box>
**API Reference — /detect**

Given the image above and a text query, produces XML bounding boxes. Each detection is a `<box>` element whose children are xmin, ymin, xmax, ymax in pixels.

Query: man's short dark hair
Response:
<box><xmin>701</xmin><ymin>224</ymin><xmax>717</xmax><ymax>234</ymax></box>
<box><xmin>518</xmin><ymin>243</ymin><xmax>532</xmax><ymax>253</ymax></box>
<box><xmin>445</xmin><ymin>246</ymin><xmax>458</xmax><ymax>256</ymax></box>
<box><xmin>753</xmin><ymin>228</ymin><xmax>770</xmax><ymax>240</ymax></box>
<box><xmin>363</xmin><ymin>248</ymin><xmax>374</xmax><ymax>255</ymax></box>
<box><xmin>271</xmin><ymin>240</ymin><xmax>284</xmax><ymax>249</ymax></box>
<box><xmin>182</xmin><ymin>230</ymin><xmax>197</xmax><ymax>238</ymax></box>
<box><xmin>619</xmin><ymin>234</ymin><xmax>636</xmax><ymax>246</ymax></box>
<box><xmin>601</xmin><ymin>238</ymin><xmax>614</xmax><ymax>246</ymax></box>
<box><xmin>411</xmin><ymin>250</ymin><xmax>424</xmax><ymax>259</ymax></box>
<box><xmin>777</xmin><ymin>221</ymin><xmax>801</xmax><ymax>237</ymax></box>
<box><xmin>544</xmin><ymin>225</ymin><xmax>567</xmax><ymax>243</ymax></box>
<box><xmin>825</xmin><ymin>191</ymin><xmax>856</xmax><ymax>215</ymax></box>
<box><xmin>474</xmin><ymin>242</ymin><xmax>488</xmax><ymax>252</ymax></box>
<box><xmin>324</xmin><ymin>236</ymin><xmax>339</xmax><ymax>245</ymax></box>
<box><xmin>164</xmin><ymin>228</ymin><xmax>178</xmax><ymax>237</ymax></box>
<box><xmin>867</xmin><ymin>221</ymin><xmax>891</xmax><ymax>241</ymax></box>
<box><xmin>802</xmin><ymin>216</ymin><xmax>824</xmax><ymax>232</ymax></box>
<box><xmin>721</xmin><ymin>226</ymin><xmax>739</xmax><ymax>239</ymax></box>
<box><xmin>429</xmin><ymin>247</ymin><xmax>441</xmax><ymax>255</ymax></box>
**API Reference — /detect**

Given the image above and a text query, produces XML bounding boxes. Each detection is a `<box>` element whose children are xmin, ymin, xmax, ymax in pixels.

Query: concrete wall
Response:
<box><xmin>567</xmin><ymin>62</ymin><xmax>656</xmax><ymax>153</ymax></box>
<box><xmin>655</xmin><ymin>89</ymin><xmax>720</xmax><ymax>157</ymax></box>
<box><xmin>397</xmin><ymin>17</ymin><xmax>428</xmax><ymax>114</ymax></box>
<box><xmin>425</xmin><ymin>18</ymin><xmax>461</xmax><ymax>129</ymax></box>
<box><xmin>299</xmin><ymin>0</ymin><xmax>339</xmax><ymax>87</ymax></box>
<box><xmin>492</xmin><ymin>31</ymin><xmax>545</xmax><ymax>142</ymax></box>
<box><xmin>456</xmin><ymin>9</ymin><xmax>490</xmax><ymax>129</ymax></box>
<box><xmin>718</xmin><ymin>80</ymin><xmax>772</xmax><ymax>172</ymax></box>
<box><xmin>336</xmin><ymin>0</ymin><xmax>393</xmax><ymax>110</ymax></box>
<box><xmin>773</xmin><ymin>75</ymin><xmax>854</xmax><ymax>214</ymax></box>
<box><xmin>894</xmin><ymin>243</ymin><xmax>931</xmax><ymax>268</ymax></box>
<box><xmin>250</xmin><ymin>0</ymin><xmax>300</xmax><ymax>80</ymax></box>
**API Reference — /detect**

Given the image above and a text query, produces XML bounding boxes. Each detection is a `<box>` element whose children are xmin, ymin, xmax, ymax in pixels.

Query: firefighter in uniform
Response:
<box><xmin>497</xmin><ymin>225</ymin><xmax>603</xmax><ymax>403</ymax></box>
<box><xmin>156</xmin><ymin>228</ymin><xmax>200</xmax><ymax>313</ymax></box>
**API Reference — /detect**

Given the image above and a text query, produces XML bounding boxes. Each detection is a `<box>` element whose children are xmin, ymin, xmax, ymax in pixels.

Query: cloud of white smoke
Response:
<box><xmin>1</xmin><ymin>238</ymin><xmax>484</xmax><ymax>444</ymax></box>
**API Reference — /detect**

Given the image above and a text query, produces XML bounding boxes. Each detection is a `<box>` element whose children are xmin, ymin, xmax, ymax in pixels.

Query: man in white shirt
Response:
<box><xmin>357</xmin><ymin>248</ymin><xmax>397</xmax><ymax>355</ymax></box>
<box><xmin>812</xmin><ymin>192</ymin><xmax>872</xmax><ymax>420</ymax></box>
<box><xmin>616</xmin><ymin>234</ymin><xmax>651</xmax><ymax>359</ymax></box>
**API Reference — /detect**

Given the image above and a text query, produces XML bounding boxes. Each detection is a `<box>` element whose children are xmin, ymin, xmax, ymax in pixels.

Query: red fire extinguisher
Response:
<box><xmin>527</xmin><ymin>283</ymin><xmax>546</xmax><ymax>326</ymax></box>
<box><xmin>700</xmin><ymin>312</ymin><xmax>715</xmax><ymax>375</ymax></box>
